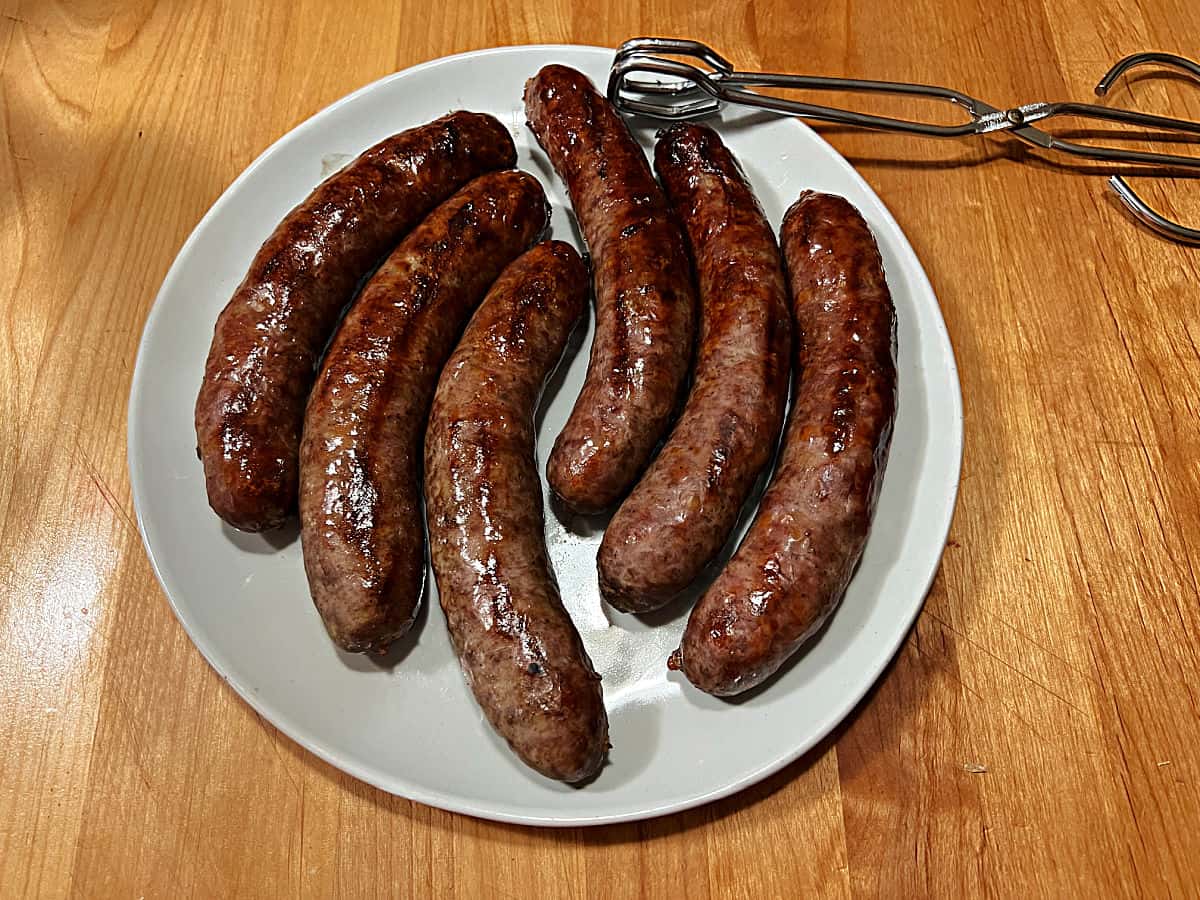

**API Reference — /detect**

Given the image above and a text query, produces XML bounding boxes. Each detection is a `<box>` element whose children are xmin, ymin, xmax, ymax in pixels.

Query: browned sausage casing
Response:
<box><xmin>424</xmin><ymin>241</ymin><xmax>607</xmax><ymax>782</ymax></box>
<box><xmin>196</xmin><ymin>112</ymin><xmax>516</xmax><ymax>532</ymax></box>
<box><xmin>597</xmin><ymin>123</ymin><xmax>791</xmax><ymax>613</ymax></box>
<box><xmin>677</xmin><ymin>191</ymin><xmax>897</xmax><ymax>696</ymax></box>
<box><xmin>524</xmin><ymin>65</ymin><xmax>697</xmax><ymax>514</ymax></box>
<box><xmin>299</xmin><ymin>171</ymin><xmax>548</xmax><ymax>653</ymax></box>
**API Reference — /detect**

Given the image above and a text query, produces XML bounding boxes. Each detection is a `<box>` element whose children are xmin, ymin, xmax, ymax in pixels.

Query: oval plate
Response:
<box><xmin>128</xmin><ymin>44</ymin><xmax>962</xmax><ymax>826</ymax></box>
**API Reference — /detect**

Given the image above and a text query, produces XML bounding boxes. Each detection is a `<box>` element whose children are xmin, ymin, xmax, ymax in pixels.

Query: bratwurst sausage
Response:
<box><xmin>425</xmin><ymin>241</ymin><xmax>607</xmax><ymax>782</ymax></box>
<box><xmin>299</xmin><ymin>170</ymin><xmax>548</xmax><ymax>653</ymax></box>
<box><xmin>524</xmin><ymin>65</ymin><xmax>696</xmax><ymax>514</ymax></box>
<box><xmin>196</xmin><ymin>112</ymin><xmax>515</xmax><ymax>532</ymax></box>
<box><xmin>598</xmin><ymin>123</ymin><xmax>791</xmax><ymax>613</ymax></box>
<box><xmin>677</xmin><ymin>191</ymin><xmax>897</xmax><ymax>696</ymax></box>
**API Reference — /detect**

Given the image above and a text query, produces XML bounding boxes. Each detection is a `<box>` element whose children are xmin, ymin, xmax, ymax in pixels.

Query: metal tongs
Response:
<box><xmin>609</xmin><ymin>38</ymin><xmax>1200</xmax><ymax>244</ymax></box>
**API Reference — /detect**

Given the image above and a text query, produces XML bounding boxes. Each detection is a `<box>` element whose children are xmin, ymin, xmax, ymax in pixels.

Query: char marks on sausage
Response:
<box><xmin>598</xmin><ymin>123</ymin><xmax>791</xmax><ymax>613</ymax></box>
<box><xmin>196</xmin><ymin>112</ymin><xmax>515</xmax><ymax>532</ymax></box>
<box><xmin>524</xmin><ymin>65</ymin><xmax>697</xmax><ymax>514</ymax></box>
<box><xmin>299</xmin><ymin>170</ymin><xmax>548</xmax><ymax>653</ymax></box>
<box><xmin>678</xmin><ymin>191</ymin><xmax>897</xmax><ymax>696</ymax></box>
<box><xmin>425</xmin><ymin>241</ymin><xmax>607</xmax><ymax>782</ymax></box>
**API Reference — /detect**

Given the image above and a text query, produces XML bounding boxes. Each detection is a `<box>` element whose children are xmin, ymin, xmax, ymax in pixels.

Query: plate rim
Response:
<box><xmin>127</xmin><ymin>42</ymin><xmax>964</xmax><ymax>827</ymax></box>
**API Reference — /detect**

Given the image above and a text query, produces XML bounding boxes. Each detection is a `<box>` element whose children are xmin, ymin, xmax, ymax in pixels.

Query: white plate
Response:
<box><xmin>128</xmin><ymin>45</ymin><xmax>962</xmax><ymax>826</ymax></box>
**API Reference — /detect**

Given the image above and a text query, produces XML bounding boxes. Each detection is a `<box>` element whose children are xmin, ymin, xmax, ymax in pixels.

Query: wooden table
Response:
<box><xmin>4</xmin><ymin>0</ymin><xmax>1199</xmax><ymax>896</ymax></box>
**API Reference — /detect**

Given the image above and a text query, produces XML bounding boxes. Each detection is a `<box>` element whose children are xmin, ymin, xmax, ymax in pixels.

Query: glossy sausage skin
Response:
<box><xmin>677</xmin><ymin>191</ymin><xmax>897</xmax><ymax>696</ymax></box>
<box><xmin>196</xmin><ymin>112</ymin><xmax>516</xmax><ymax>532</ymax></box>
<box><xmin>598</xmin><ymin>123</ymin><xmax>791</xmax><ymax>612</ymax></box>
<box><xmin>524</xmin><ymin>65</ymin><xmax>697</xmax><ymax>514</ymax></box>
<box><xmin>299</xmin><ymin>171</ymin><xmax>548</xmax><ymax>653</ymax></box>
<box><xmin>425</xmin><ymin>242</ymin><xmax>607</xmax><ymax>782</ymax></box>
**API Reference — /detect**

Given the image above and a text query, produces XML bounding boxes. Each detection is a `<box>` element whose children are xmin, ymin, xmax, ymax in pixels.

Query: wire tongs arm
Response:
<box><xmin>610</xmin><ymin>43</ymin><xmax>1005</xmax><ymax>136</ymax></box>
<box><xmin>609</xmin><ymin>38</ymin><xmax>1200</xmax><ymax>244</ymax></box>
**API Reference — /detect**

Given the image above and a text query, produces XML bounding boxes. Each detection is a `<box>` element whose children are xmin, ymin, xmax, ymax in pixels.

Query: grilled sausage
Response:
<box><xmin>425</xmin><ymin>241</ymin><xmax>607</xmax><ymax>782</ymax></box>
<box><xmin>299</xmin><ymin>170</ymin><xmax>548</xmax><ymax>653</ymax></box>
<box><xmin>597</xmin><ymin>123</ymin><xmax>791</xmax><ymax>613</ymax></box>
<box><xmin>676</xmin><ymin>191</ymin><xmax>897</xmax><ymax>696</ymax></box>
<box><xmin>524</xmin><ymin>65</ymin><xmax>697</xmax><ymax>514</ymax></box>
<box><xmin>196</xmin><ymin>112</ymin><xmax>516</xmax><ymax>532</ymax></box>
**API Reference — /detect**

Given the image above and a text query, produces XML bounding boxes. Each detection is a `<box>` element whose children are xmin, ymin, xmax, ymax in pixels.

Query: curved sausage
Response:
<box><xmin>677</xmin><ymin>191</ymin><xmax>897</xmax><ymax>696</ymax></box>
<box><xmin>424</xmin><ymin>241</ymin><xmax>607</xmax><ymax>782</ymax></box>
<box><xmin>597</xmin><ymin>123</ymin><xmax>791</xmax><ymax>613</ymax></box>
<box><xmin>196</xmin><ymin>112</ymin><xmax>516</xmax><ymax>532</ymax></box>
<box><xmin>299</xmin><ymin>171</ymin><xmax>548</xmax><ymax>653</ymax></box>
<box><xmin>524</xmin><ymin>65</ymin><xmax>697</xmax><ymax>514</ymax></box>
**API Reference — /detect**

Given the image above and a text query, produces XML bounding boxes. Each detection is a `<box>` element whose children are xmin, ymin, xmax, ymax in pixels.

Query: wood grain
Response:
<box><xmin>2</xmin><ymin>0</ymin><xmax>1199</xmax><ymax>896</ymax></box>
